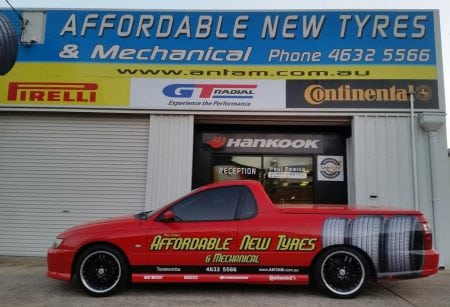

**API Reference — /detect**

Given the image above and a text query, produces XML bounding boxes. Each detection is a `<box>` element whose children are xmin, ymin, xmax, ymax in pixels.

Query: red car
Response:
<box><xmin>47</xmin><ymin>180</ymin><xmax>439</xmax><ymax>298</ymax></box>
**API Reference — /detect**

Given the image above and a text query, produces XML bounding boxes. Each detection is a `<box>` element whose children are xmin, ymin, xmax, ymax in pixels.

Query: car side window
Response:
<box><xmin>237</xmin><ymin>187</ymin><xmax>257</xmax><ymax>220</ymax></box>
<box><xmin>167</xmin><ymin>186</ymin><xmax>242</xmax><ymax>222</ymax></box>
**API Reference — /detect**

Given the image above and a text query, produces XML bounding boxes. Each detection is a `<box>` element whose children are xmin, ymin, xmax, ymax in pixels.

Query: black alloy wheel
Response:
<box><xmin>314</xmin><ymin>247</ymin><xmax>369</xmax><ymax>298</ymax></box>
<box><xmin>75</xmin><ymin>245</ymin><xmax>129</xmax><ymax>297</ymax></box>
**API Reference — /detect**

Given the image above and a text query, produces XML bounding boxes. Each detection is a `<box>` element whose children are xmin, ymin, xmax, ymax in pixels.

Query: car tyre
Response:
<box><xmin>322</xmin><ymin>218</ymin><xmax>349</xmax><ymax>248</ymax></box>
<box><xmin>75</xmin><ymin>245</ymin><xmax>129</xmax><ymax>297</ymax></box>
<box><xmin>350</xmin><ymin>216</ymin><xmax>385</xmax><ymax>272</ymax></box>
<box><xmin>314</xmin><ymin>246</ymin><xmax>370</xmax><ymax>299</ymax></box>
<box><xmin>0</xmin><ymin>14</ymin><xmax>18</xmax><ymax>75</ymax></box>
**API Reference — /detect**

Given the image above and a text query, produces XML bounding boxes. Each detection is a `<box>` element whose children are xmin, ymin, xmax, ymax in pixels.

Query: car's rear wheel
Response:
<box><xmin>314</xmin><ymin>247</ymin><xmax>369</xmax><ymax>299</ymax></box>
<box><xmin>75</xmin><ymin>245</ymin><xmax>129</xmax><ymax>297</ymax></box>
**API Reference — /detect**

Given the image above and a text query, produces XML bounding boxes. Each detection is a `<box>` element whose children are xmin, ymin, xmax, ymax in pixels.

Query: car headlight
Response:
<box><xmin>51</xmin><ymin>238</ymin><xmax>63</xmax><ymax>249</ymax></box>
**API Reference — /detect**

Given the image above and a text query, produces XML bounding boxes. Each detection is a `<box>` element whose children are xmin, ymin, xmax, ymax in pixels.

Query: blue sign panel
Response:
<box><xmin>11</xmin><ymin>10</ymin><xmax>436</xmax><ymax>65</ymax></box>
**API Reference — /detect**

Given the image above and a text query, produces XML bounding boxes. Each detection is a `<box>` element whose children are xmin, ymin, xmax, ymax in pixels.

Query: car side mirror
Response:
<box><xmin>161</xmin><ymin>210</ymin><xmax>176</xmax><ymax>222</ymax></box>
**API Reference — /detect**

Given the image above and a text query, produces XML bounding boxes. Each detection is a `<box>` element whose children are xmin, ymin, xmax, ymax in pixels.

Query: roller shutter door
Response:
<box><xmin>0</xmin><ymin>113</ymin><xmax>149</xmax><ymax>256</ymax></box>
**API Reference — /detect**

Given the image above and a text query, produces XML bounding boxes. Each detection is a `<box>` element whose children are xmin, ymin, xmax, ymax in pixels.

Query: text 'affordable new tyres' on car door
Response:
<box><xmin>146</xmin><ymin>186</ymin><xmax>242</xmax><ymax>274</ymax></box>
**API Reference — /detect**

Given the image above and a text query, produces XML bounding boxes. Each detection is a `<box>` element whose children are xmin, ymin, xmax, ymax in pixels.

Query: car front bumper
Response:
<box><xmin>47</xmin><ymin>248</ymin><xmax>76</xmax><ymax>281</ymax></box>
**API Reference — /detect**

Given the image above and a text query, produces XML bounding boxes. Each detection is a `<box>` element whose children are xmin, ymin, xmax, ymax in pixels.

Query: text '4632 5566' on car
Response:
<box><xmin>47</xmin><ymin>180</ymin><xmax>439</xmax><ymax>299</ymax></box>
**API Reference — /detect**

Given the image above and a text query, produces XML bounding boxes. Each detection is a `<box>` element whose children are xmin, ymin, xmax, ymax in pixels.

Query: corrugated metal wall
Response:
<box><xmin>146</xmin><ymin>115</ymin><xmax>194</xmax><ymax>210</ymax></box>
<box><xmin>351</xmin><ymin>115</ymin><xmax>450</xmax><ymax>265</ymax></box>
<box><xmin>352</xmin><ymin>116</ymin><xmax>415</xmax><ymax>209</ymax></box>
<box><xmin>0</xmin><ymin>113</ymin><xmax>150</xmax><ymax>256</ymax></box>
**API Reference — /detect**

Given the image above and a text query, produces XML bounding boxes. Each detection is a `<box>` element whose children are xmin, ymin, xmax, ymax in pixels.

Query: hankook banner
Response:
<box><xmin>0</xmin><ymin>9</ymin><xmax>442</xmax><ymax>111</ymax></box>
<box><xmin>203</xmin><ymin>133</ymin><xmax>324</xmax><ymax>154</ymax></box>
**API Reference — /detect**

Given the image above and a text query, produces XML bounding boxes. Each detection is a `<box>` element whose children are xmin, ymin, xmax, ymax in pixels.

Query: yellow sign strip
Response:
<box><xmin>4</xmin><ymin>63</ymin><xmax>438</xmax><ymax>80</ymax></box>
<box><xmin>0</xmin><ymin>63</ymin><xmax>437</xmax><ymax>107</ymax></box>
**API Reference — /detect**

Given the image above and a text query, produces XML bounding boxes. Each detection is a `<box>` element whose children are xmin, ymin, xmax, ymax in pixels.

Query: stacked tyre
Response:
<box><xmin>0</xmin><ymin>13</ymin><xmax>18</xmax><ymax>75</ymax></box>
<box><xmin>384</xmin><ymin>215</ymin><xmax>425</xmax><ymax>274</ymax></box>
<box><xmin>322</xmin><ymin>215</ymin><xmax>425</xmax><ymax>274</ymax></box>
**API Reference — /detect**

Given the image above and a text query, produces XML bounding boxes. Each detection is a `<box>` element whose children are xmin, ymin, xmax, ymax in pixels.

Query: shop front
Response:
<box><xmin>0</xmin><ymin>6</ymin><xmax>449</xmax><ymax>266</ymax></box>
<box><xmin>193</xmin><ymin>128</ymin><xmax>349</xmax><ymax>204</ymax></box>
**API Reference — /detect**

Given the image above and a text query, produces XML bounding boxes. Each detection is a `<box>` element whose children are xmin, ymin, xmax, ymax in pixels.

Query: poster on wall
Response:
<box><xmin>317</xmin><ymin>155</ymin><xmax>344</xmax><ymax>181</ymax></box>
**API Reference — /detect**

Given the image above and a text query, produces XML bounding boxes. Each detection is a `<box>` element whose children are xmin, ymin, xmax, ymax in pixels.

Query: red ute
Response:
<box><xmin>47</xmin><ymin>180</ymin><xmax>439</xmax><ymax>298</ymax></box>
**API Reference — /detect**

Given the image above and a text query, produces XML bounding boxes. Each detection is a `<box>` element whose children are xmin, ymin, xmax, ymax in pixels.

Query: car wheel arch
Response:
<box><xmin>310</xmin><ymin>244</ymin><xmax>377</xmax><ymax>284</ymax></box>
<box><xmin>71</xmin><ymin>241</ymin><xmax>130</xmax><ymax>279</ymax></box>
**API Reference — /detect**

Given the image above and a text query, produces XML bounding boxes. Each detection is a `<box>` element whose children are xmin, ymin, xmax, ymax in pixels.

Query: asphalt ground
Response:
<box><xmin>0</xmin><ymin>256</ymin><xmax>448</xmax><ymax>307</ymax></box>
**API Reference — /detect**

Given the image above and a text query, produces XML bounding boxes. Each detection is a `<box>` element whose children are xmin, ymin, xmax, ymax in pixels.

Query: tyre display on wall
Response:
<box><xmin>322</xmin><ymin>217</ymin><xmax>349</xmax><ymax>248</ymax></box>
<box><xmin>0</xmin><ymin>13</ymin><xmax>18</xmax><ymax>75</ymax></box>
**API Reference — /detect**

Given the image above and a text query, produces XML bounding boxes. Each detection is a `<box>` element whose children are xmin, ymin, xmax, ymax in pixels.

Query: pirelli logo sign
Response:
<box><xmin>286</xmin><ymin>80</ymin><xmax>439</xmax><ymax>109</ymax></box>
<box><xmin>7</xmin><ymin>82</ymin><xmax>98</xmax><ymax>103</ymax></box>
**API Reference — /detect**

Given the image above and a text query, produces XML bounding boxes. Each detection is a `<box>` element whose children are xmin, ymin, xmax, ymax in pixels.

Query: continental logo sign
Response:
<box><xmin>7</xmin><ymin>82</ymin><xmax>98</xmax><ymax>103</ymax></box>
<box><xmin>286</xmin><ymin>80</ymin><xmax>439</xmax><ymax>109</ymax></box>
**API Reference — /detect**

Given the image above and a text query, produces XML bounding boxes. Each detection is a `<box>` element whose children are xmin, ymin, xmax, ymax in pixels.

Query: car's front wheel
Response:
<box><xmin>313</xmin><ymin>247</ymin><xmax>370</xmax><ymax>299</ymax></box>
<box><xmin>75</xmin><ymin>245</ymin><xmax>129</xmax><ymax>297</ymax></box>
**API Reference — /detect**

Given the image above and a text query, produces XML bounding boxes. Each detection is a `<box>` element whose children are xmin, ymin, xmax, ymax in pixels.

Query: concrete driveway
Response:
<box><xmin>0</xmin><ymin>256</ymin><xmax>448</xmax><ymax>307</ymax></box>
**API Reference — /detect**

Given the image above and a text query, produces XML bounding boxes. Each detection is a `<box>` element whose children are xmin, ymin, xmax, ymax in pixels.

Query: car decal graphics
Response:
<box><xmin>149</xmin><ymin>235</ymin><xmax>232</xmax><ymax>251</ymax></box>
<box><xmin>205</xmin><ymin>253</ymin><xmax>260</xmax><ymax>264</ymax></box>
<box><xmin>149</xmin><ymin>234</ymin><xmax>318</xmax><ymax>252</ymax></box>
<box><xmin>322</xmin><ymin>215</ymin><xmax>425</xmax><ymax>275</ymax></box>
<box><xmin>131</xmin><ymin>265</ymin><xmax>310</xmax><ymax>275</ymax></box>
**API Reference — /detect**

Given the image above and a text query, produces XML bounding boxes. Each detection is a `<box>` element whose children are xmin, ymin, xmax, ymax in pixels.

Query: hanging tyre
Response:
<box><xmin>0</xmin><ymin>13</ymin><xmax>18</xmax><ymax>75</ymax></box>
<box><xmin>322</xmin><ymin>218</ymin><xmax>349</xmax><ymax>248</ymax></box>
<box><xmin>385</xmin><ymin>215</ymin><xmax>424</xmax><ymax>274</ymax></box>
<box><xmin>350</xmin><ymin>216</ymin><xmax>386</xmax><ymax>272</ymax></box>
<box><xmin>314</xmin><ymin>246</ymin><xmax>370</xmax><ymax>299</ymax></box>
<box><xmin>75</xmin><ymin>245</ymin><xmax>130</xmax><ymax>297</ymax></box>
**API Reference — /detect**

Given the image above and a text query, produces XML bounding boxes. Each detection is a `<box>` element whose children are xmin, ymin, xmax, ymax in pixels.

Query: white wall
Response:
<box><xmin>146</xmin><ymin>115</ymin><xmax>194</xmax><ymax>210</ymax></box>
<box><xmin>351</xmin><ymin>115</ymin><xmax>450</xmax><ymax>266</ymax></box>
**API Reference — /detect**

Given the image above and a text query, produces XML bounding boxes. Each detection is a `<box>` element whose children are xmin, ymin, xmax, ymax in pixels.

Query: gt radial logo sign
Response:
<box><xmin>130</xmin><ymin>79</ymin><xmax>285</xmax><ymax>110</ymax></box>
<box><xmin>163</xmin><ymin>84</ymin><xmax>257</xmax><ymax>99</ymax></box>
<box><xmin>203</xmin><ymin>133</ymin><xmax>323</xmax><ymax>154</ymax></box>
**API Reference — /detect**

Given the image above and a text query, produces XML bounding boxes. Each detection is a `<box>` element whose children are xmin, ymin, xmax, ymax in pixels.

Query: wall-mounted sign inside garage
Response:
<box><xmin>0</xmin><ymin>13</ymin><xmax>18</xmax><ymax>75</ymax></box>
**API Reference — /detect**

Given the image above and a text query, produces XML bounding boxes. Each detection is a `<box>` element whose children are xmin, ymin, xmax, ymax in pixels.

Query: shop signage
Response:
<box><xmin>7</xmin><ymin>82</ymin><xmax>98</xmax><ymax>103</ymax></box>
<box><xmin>268</xmin><ymin>170</ymin><xmax>308</xmax><ymax>180</ymax></box>
<box><xmin>286</xmin><ymin>79</ymin><xmax>438</xmax><ymax>109</ymax></box>
<box><xmin>204</xmin><ymin>133</ymin><xmax>323</xmax><ymax>154</ymax></box>
<box><xmin>10</xmin><ymin>11</ymin><xmax>437</xmax><ymax>66</ymax></box>
<box><xmin>130</xmin><ymin>79</ymin><xmax>285</xmax><ymax>110</ymax></box>
<box><xmin>0</xmin><ymin>9</ymin><xmax>441</xmax><ymax>111</ymax></box>
<box><xmin>317</xmin><ymin>156</ymin><xmax>344</xmax><ymax>181</ymax></box>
